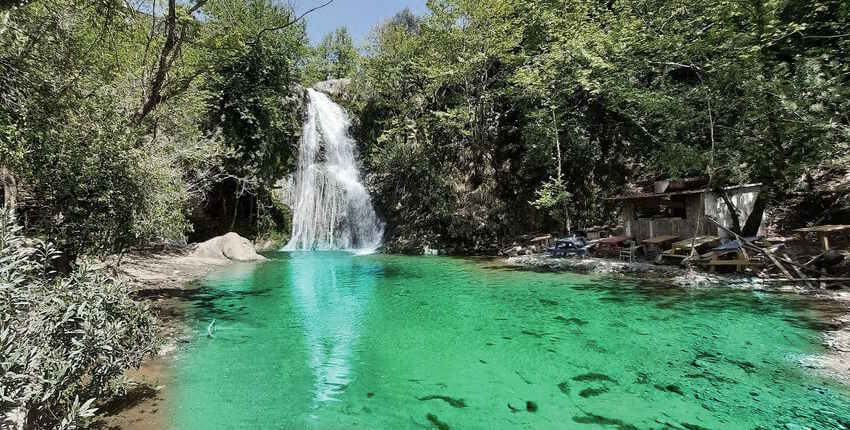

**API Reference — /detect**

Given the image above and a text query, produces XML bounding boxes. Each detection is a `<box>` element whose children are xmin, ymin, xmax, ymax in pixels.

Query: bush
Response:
<box><xmin>0</xmin><ymin>211</ymin><xmax>158</xmax><ymax>430</ymax></box>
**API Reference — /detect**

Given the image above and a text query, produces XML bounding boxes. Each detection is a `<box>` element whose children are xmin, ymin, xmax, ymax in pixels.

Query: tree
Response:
<box><xmin>352</xmin><ymin>0</ymin><xmax>849</xmax><ymax>251</ymax></box>
<box><xmin>0</xmin><ymin>0</ymin><xmax>322</xmax><ymax>256</ymax></box>
<box><xmin>303</xmin><ymin>27</ymin><xmax>359</xmax><ymax>83</ymax></box>
<box><xmin>201</xmin><ymin>0</ymin><xmax>307</xmax><ymax>182</ymax></box>
<box><xmin>531</xmin><ymin>177</ymin><xmax>572</xmax><ymax>234</ymax></box>
<box><xmin>0</xmin><ymin>211</ymin><xmax>157</xmax><ymax>429</ymax></box>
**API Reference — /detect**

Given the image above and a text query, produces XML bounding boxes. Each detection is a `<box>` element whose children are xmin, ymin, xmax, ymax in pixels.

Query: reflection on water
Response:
<box><xmin>288</xmin><ymin>252</ymin><xmax>377</xmax><ymax>405</ymax></box>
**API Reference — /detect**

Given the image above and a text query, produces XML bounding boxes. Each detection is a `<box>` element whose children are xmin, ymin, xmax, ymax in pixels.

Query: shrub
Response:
<box><xmin>0</xmin><ymin>211</ymin><xmax>158</xmax><ymax>430</ymax></box>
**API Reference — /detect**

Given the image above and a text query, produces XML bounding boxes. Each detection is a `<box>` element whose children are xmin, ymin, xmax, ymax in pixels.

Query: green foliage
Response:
<box><xmin>0</xmin><ymin>1</ymin><xmax>193</xmax><ymax>255</ymax></box>
<box><xmin>200</xmin><ymin>0</ymin><xmax>307</xmax><ymax>183</ymax></box>
<box><xmin>0</xmin><ymin>211</ymin><xmax>158</xmax><ymax>429</ymax></box>
<box><xmin>352</xmin><ymin>0</ymin><xmax>850</xmax><ymax>248</ymax></box>
<box><xmin>303</xmin><ymin>27</ymin><xmax>359</xmax><ymax>84</ymax></box>
<box><xmin>0</xmin><ymin>0</ymin><xmax>309</xmax><ymax>255</ymax></box>
<box><xmin>531</xmin><ymin>177</ymin><xmax>572</xmax><ymax>233</ymax></box>
<box><xmin>1</xmin><ymin>0</ymin><xmax>848</xmax><ymax>255</ymax></box>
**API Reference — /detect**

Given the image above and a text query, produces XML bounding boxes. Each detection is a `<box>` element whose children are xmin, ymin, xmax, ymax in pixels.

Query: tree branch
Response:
<box><xmin>133</xmin><ymin>0</ymin><xmax>207</xmax><ymax>125</ymax></box>
<box><xmin>189</xmin><ymin>0</ymin><xmax>207</xmax><ymax>14</ymax></box>
<box><xmin>802</xmin><ymin>33</ymin><xmax>850</xmax><ymax>39</ymax></box>
<box><xmin>133</xmin><ymin>0</ymin><xmax>178</xmax><ymax>124</ymax></box>
<box><xmin>251</xmin><ymin>0</ymin><xmax>333</xmax><ymax>45</ymax></box>
<box><xmin>647</xmin><ymin>60</ymin><xmax>704</xmax><ymax>74</ymax></box>
<box><xmin>0</xmin><ymin>165</ymin><xmax>16</xmax><ymax>214</ymax></box>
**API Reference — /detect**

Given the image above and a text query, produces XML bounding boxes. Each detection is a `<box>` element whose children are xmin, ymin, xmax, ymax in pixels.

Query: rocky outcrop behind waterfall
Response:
<box><xmin>313</xmin><ymin>79</ymin><xmax>351</xmax><ymax>98</ymax></box>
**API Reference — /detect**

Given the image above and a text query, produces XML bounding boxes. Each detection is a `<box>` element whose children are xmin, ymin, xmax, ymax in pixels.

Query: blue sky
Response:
<box><xmin>294</xmin><ymin>0</ymin><xmax>429</xmax><ymax>45</ymax></box>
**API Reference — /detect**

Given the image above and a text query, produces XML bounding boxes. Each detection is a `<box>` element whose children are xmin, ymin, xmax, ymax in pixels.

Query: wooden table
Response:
<box><xmin>592</xmin><ymin>235</ymin><xmax>631</xmax><ymax>257</ymax></box>
<box><xmin>641</xmin><ymin>235</ymin><xmax>679</xmax><ymax>254</ymax></box>
<box><xmin>669</xmin><ymin>236</ymin><xmax>720</xmax><ymax>255</ymax></box>
<box><xmin>529</xmin><ymin>234</ymin><xmax>552</xmax><ymax>250</ymax></box>
<box><xmin>699</xmin><ymin>241</ymin><xmax>760</xmax><ymax>273</ymax></box>
<box><xmin>792</xmin><ymin>225</ymin><xmax>850</xmax><ymax>251</ymax></box>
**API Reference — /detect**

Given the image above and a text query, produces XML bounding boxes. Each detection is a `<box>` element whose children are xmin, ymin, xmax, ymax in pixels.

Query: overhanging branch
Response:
<box><xmin>251</xmin><ymin>0</ymin><xmax>333</xmax><ymax>45</ymax></box>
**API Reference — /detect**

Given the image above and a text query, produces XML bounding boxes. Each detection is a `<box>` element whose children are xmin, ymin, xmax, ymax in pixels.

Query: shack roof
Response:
<box><xmin>604</xmin><ymin>183</ymin><xmax>762</xmax><ymax>201</ymax></box>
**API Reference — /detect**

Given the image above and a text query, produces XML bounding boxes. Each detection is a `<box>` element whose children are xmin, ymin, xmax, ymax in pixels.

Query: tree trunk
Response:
<box><xmin>552</xmin><ymin>107</ymin><xmax>562</xmax><ymax>181</ymax></box>
<box><xmin>741</xmin><ymin>191</ymin><xmax>767</xmax><ymax>237</ymax></box>
<box><xmin>230</xmin><ymin>193</ymin><xmax>239</xmax><ymax>231</ymax></box>
<box><xmin>1</xmin><ymin>165</ymin><xmax>17</xmax><ymax>214</ymax></box>
<box><xmin>133</xmin><ymin>0</ymin><xmax>179</xmax><ymax>124</ymax></box>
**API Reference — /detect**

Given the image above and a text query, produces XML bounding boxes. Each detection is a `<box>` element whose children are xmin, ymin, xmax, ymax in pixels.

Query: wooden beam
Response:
<box><xmin>820</xmin><ymin>233</ymin><xmax>830</xmax><ymax>251</ymax></box>
<box><xmin>705</xmin><ymin>216</ymin><xmax>799</xmax><ymax>279</ymax></box>
<box><xmin>784</xmin><ymin>253</ymin><xmax>814</xmax><ymax>288</ymax></box>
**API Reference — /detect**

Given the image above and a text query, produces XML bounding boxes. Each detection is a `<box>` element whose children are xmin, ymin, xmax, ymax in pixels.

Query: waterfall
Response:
<box><xmin>283</xmin><ymin>89</ymin><xmax>383</xmax><ymax>252</ymax></box>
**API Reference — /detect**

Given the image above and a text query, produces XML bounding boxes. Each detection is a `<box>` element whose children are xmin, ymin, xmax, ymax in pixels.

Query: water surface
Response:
<box><xmin>172</xmin><ymin>253</ymin><xmax>850</xmax><ymax>429</ymax></box>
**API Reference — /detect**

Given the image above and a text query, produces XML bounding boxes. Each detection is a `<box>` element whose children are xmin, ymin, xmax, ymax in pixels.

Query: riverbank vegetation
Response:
<box><xmin>3</xmin><ymin>0</ymin><xmax>847</xmax><ymax>256</ymax></box>
<box><xmin>1</xmin><ymin>0</ymin><xmax>308</xmax><ymax>263</ymax></box>
<box><xmin>0</xmin><ymin>212</ymin><xmax>157</xmax><ymax>429</ymax></box>
<box><xmin>349</xmin><ymin>0</ymin><xmax>849</xmax><ymax>252</ymax></box>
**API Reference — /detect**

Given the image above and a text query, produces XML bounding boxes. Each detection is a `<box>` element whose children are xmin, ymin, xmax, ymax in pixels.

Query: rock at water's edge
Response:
<box><xmin>192</xmin><ymin>232</ymin><xmax>267</xmax><ymax>262</ymax></box>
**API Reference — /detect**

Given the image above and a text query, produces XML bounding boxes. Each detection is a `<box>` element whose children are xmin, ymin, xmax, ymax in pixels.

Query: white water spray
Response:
<box><xmin>284</xmin><ymin>89</ymin><xmax>383</xmax><ymax>251</ymax></box>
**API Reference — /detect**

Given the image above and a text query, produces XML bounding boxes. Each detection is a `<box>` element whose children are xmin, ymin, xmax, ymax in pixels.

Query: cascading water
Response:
<box><xmin>283</xmin><ymin>89</ymin><xmax>383</xmax><ymax>252</ymax></box>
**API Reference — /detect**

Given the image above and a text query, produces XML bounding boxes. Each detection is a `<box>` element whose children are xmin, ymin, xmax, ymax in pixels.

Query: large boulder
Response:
<box><xmin>313</xmin><ymin>78</ymin><xmax>351</xmax><ymax>98</ymax></box>
<box><xmin>192</xmin><ymin>233</ymin><xmax>267</xmax><ymax>262</ymax></box>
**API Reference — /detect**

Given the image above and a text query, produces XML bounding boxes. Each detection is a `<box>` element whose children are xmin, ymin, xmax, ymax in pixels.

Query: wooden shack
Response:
<box><xmin>607</xmin><ymin>181</ymin><xmax>763</xmax><ymax>243</ymax></box>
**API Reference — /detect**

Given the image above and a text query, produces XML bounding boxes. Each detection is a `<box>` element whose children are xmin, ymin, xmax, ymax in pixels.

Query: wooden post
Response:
<box><xmin>784</xmin><ymin>253</ymin><xmax>814</xmax><ymax>288</ymax></box>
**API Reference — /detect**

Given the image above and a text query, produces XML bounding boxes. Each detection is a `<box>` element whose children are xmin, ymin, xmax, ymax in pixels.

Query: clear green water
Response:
<box><xmin>172</xmin><ymin>253</ymin><xmax>850</xmax><ymax>429</ymax></box>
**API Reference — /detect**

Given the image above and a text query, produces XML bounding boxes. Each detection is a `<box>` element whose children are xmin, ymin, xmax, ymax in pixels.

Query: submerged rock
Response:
<box><xmin>191</xmin><ymin>233</ymin><xmax>267</xmax><ymax>262</ymax></box>
<box><xmin>579</xmin><ymin>387</ymin><xmax>609</xmax><ymax>398</ymax></box>
<box><xmin>555</xmin><ymin>315</ymin><xmax>588</xmax><ymax>326</ymax></box>
<box><xmin>573</xmin><ymin>413</ymin><xmax>638</xmax><ymax>430</ymax></box>
<box><xmin>426</xmin><ymin>413</ymin><xmax>450</xmax><ymax>430</ymax></box>
<box><xmin>572</xmin><ymin>372</ymin><xmax>618</xmax><ymax>384</ymax></box>
<box><xmin>417</xmin><ymin>395</ymin><xmax>466</xmax><ymax>408</ymax></box>
<box><xmin>654</xmin><ymin>384</ymin><xmax>684</xmax><ymax>395</ymax></box>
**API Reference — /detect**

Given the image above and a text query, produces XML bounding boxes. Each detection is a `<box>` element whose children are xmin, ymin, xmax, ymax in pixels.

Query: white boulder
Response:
<box><xmin>192</xmin><ymin>233</ymin><xmax>267</xmax><ymax>262</ymax></box>
<box><xmin>313</xmin><ymin>79</ymin><xmax>351</xmax><ymax>97</ymax></box>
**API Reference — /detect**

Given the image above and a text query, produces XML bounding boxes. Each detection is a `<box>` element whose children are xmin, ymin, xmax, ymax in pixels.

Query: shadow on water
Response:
<box><xmin>485</xmin><ymin>258</ymin><xmax>848</xmax><ymax>333</ymax></box>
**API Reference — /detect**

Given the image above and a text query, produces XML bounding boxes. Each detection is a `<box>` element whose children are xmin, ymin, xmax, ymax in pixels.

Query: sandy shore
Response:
<box><xmin>504</xmin><ymin>254</ymin><xmax>850</xmax><ymax>387</ymax></box>
<box><xmin>802</xmin><ymin>291</ymin><xmax>850</xmax><ymax>386</ymax></box>
<box><xmin>95</xmin><ymin>249</ymin><xmax>235</xmax><ymax>430</ymax></box>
